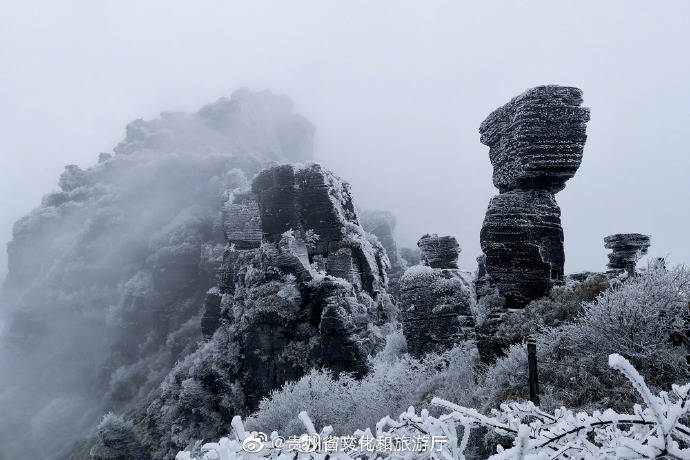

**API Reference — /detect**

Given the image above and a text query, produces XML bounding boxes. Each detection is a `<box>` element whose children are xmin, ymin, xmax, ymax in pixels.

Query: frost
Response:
<box><xmin>177</xmin><ymin>354</ymin><xmax>690</xmax><ymax>459</ymax></box>
<box><xmin>400</xmin><ymin>265</ymin><xmax>435</xmax><ymax>283</ymax></box>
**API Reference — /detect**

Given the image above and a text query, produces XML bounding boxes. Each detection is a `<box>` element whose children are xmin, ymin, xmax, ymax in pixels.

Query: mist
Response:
<box><xmin>0</xmin><ymin>1</ymin><xmax>689</xmax><ymax>458</ymax></box>
<box><xmin>2</xmin><ymin>1</ymin><xmax>689</xmax><ymax>278</ymax></box>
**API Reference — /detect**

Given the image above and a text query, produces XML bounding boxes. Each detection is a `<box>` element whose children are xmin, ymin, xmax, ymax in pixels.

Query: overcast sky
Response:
<box><xmin>1</xmin><ymin>0</ymin><xmax>688</xmax><ymax>277</ymax></box>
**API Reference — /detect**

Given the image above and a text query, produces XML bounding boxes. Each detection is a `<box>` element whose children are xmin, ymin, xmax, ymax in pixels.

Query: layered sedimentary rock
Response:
<box><xmin>252</xmin><ymin>163</ymin><xmax>389</xmax><ymax>295</ymax></box>
<box><xmin>478</xmin><ymin>85</ymin><xmax>590</xmax><ymax>309</ymax></box>
<box><xmin>200</xmin><ymin>288</ymin><xmax>222</xmax><ymax>338</ymax></box>
<box><xmin>399</xmin><ymin>235</ymin><xmax>475</xmax><ymax>357</ymax></box>
<box><xmin>360</xmin><ymin>210</ymin><xmax>407</xmax><ymax>300</ymax></box>
<box><xmin>604</xmin><ymin>233</ymin><xmax>651</xmax><ymax>276</ymax></box>
<box><xmin>480</xmin><ymin>190</ymin><xmax>564</xmax><ymax>306</ymax></box>
<box><xmin>480</xmin><ymin>85</ymin><xmax>590</xmax><ymax>194</ymax></box>
<box><xmin>417</xmin><ymin>234</ymin><xmax>460</xmax><ymax>269</ymax></box>
<box><xmin>0</xmin><ymin>90</ymin><xmax>314</xmax><ymax>459</ymax></box>
<box><xmin>241</xmin><ymin>164</ymin><xmax>393</xmax><ymax>375</ymax></box>
<box><xmin>223</xmin><ymin>190</ymin><xmax>262</xmax><ymax>249</ymax></box>
<box><xmin>136</xmin><ymin>163</ymin><xmax>396</xmax><ymax>457</ymax></box>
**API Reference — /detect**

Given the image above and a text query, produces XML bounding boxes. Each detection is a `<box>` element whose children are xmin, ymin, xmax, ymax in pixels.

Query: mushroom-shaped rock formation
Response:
<box><xmin>478</xmin><ymin>85</ymin><xmax>590</xmax><ymax>309</ymax></box>
<box><xmin>399</xmin><ymin>235</ymin><xmax>475</xmax><ymax>357</ymax></box>
<box><xmin>479</xmin><ymin>85</ymin><xmax>590</xmax><ymax>194</ymax></box>
<box><xmin>604</xmin><ymin>233</ymin><xmax>651</xmax><ymax>276</ymax></box>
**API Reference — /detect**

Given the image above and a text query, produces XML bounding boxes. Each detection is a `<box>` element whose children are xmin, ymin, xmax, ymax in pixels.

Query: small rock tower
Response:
<box><xmin>604</xmin><ymin>233</ymin><xmax>651</xmax><ymax>276</ymax></box>
<box><xmin>399</xmin><ymin>234</ymin><xmax>475</xmax><ymax>357</ymax></box>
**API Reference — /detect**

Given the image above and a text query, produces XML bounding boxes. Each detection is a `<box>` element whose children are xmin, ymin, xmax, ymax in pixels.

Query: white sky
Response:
<box><xmin>1</xmin><ymin>0</ymin><xmax>688</xmax><ymax>277</ymax></box>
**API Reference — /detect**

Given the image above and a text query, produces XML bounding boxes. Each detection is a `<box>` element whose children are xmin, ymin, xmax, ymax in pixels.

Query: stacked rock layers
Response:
<box><xmin>479</xmin><ymin>85</ymin><xmax>590</xmax><ymax>308</ymax></box>
<box><xmin>400</xmin><ymin>234</ymin><xmax>475</xmax><ymax>357</ymax></box>
<box><xmin>604</xmin><ymin>233</ymin><xmax>651</xmax><ymax>276</ymax></box>
<box><xmin>201</xmin><ymin>162</ymin><xmax>393</xmax><ymax>408</ymax></box>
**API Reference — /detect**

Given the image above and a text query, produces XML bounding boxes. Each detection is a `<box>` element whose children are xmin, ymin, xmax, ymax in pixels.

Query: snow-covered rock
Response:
<box><xmin>478</xmin><ymin>85</ymin><xmax>590</xmax><ymax>309</ymax></box>
<box><xmin>399</xmin><ymin>235</ymin><xmax>475</xmax><ymax>357</ymax></box>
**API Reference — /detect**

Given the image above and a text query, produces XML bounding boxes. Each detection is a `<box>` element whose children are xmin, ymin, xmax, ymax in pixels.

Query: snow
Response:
<box><xmin>177</xmin><ymin>353</ymin><xmax>690</xmax><ymax>459</ymax></box>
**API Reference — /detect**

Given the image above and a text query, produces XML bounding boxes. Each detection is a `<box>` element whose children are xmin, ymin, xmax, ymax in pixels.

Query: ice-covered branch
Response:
<box><xmin>177</xmin><ymin>354</ymin><xmax>690</xmax><ymax>459</ymax></box>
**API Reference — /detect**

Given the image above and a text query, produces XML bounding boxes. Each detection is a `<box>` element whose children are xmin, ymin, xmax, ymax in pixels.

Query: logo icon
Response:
<box><xmin>242</xmin><ymin>432</ymin><xmax>267</xmax><ymax>453</ymax></box>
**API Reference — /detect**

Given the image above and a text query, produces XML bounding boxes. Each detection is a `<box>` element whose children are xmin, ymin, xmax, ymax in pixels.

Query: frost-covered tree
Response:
<box><xmin>176</xmin><ymin>353</ymin><xmax>690</xmax><ymax>459</ymax></box>
<box><xmin>481</xmin><ymin>264</ymin><xmax>690</xmax><ymax>412</ymax></box>
<box><xmin>0</xmin><ymin>89</ymin><xmax>314</xmax><ymax>459</ymax></box>
<box><xmin>90</xmin><ymin>413</ymin><xmax>148</xmax><ymax>460</ymax></box>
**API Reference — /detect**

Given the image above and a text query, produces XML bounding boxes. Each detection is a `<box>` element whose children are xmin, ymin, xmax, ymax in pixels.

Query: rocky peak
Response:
<box><xmin>154</xmin><ymin>162</ymin><xmax>398</xmax><ymax>455</ymax></box>
<box><xmin>113</xmin><ymin>89</ymin><xmax>314</xmax><ymax>162</ymax></box>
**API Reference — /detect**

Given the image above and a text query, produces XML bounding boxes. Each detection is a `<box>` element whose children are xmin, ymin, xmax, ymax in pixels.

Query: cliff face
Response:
<box><xmin>360</xmin><ymin>210</ymin><xmax>407</xmax><ymax>300</ymax></box>
<box><xmin>0</xmin><ymin>90</ymin><xmax>314</xmax><ymax>460</ymax></box>
<box><xmin>134</xmin><ymin>163</ymin><xmax>397</xmax><ymax>458</ymax></box>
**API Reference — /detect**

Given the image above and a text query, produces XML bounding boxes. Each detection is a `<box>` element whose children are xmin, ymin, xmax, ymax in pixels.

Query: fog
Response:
<box><xmin>2</xmin><ymin>1</ymin><xmax>689</xmax><ymax>276</ymax></box>
<box><xmin>0</xmin><ymin>2</ymin><xmax>689</xmax><ymax>458</ymax></box>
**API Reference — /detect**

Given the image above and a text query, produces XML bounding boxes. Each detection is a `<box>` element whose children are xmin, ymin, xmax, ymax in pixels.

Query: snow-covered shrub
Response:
<box><xmin>376</xmin><ymin>328</ymin><xmax>408</xmax><ymax>362</ymax></box>
<box><xmin>495</xmin><ymin>273</ymin><xmax>609</xmax><ymax>343</ymax></box>
<box><xmin>245</xmin><ymin>345</ymin><xmax>479</xmax><ymax>437</ymax></box>
<box><xmin>475</xmin><ymin>291</ymin><xmax>505</xmax><ymax>327</ymax></box>
<box><xmin>568</xmin><ymin>265</ymin><xmax>688</xmax><ymax>381</ymax></box>
<box><xmin>176</xmin><ymin>353</ymin><xmax>690</xmax><ymax>459</ymax></box>
<box><xmin>90</xmin><ymin>413</ymin><xmax>148</xmax><ymax>460</ymax></box>
<box><xmin>480</xmin><ymin>265</ymin><xmax>690</xmax><ymax>413</ymax></box>
<box><xmin>138</xmin><ymin>326</ymin><xmax>245</xmax><ymax>458</ymax></box>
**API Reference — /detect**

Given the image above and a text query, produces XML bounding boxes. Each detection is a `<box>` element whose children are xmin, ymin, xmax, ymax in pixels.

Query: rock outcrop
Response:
<box><xmin>399</xmin><ymin>235</ymin><xmax>475</xmax><ymax>357</ymax></box>
<box><xmin>417</xmin><ymin>234</ymin><xmax>460</xmax><ymax>269</ymax></box>
<box><xmin>478</xmin><ymin>85</ymin><xmax>590</xmax><ymax>308</ymax></box>
<box><xmin>604</xmin><ymin>233</ymin><xmax>651</xmax><ymax>276</ymax></box>
<box><xmin>136</xmin><ymin>163</ymin><xmax>397</xmax><ymax>457</ymax></box>
<box><xmin>0</xmin><ymin>90</ymin><xmax>314</xmax><ymax>460</ymax></box>
<box><xmin>480</xmin><ymin>190</ymin><xmax>565</xmax><ymax>306</ymax></box>
<box><xmin>360</xmin><ymin>210</ymin><xmax>407</xmax><ymax>300</ymax></box>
